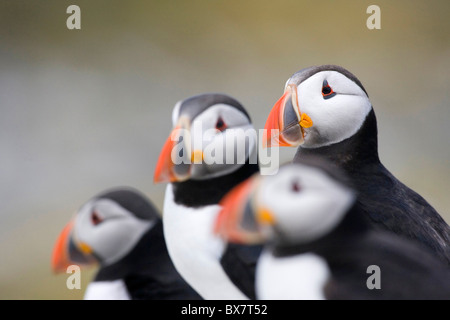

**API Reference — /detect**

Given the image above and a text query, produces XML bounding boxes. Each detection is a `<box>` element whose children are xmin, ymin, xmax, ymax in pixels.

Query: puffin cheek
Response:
<box><xmin>202</xmin><ymin>135</ymin><xmax>225</xmax><ymax>166</ymax></box>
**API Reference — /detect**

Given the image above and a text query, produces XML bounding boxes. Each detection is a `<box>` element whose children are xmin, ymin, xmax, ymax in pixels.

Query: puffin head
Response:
<box><xmin>51</xmin><ymin>187</ymin><xmax>159</xmax><ymax>273</ymax></box>
<box><xmin>263</xmin><ymin>65</ymin><xmax>372</xmax><ymax>149</ymax></box>
<box><xmin>214</xmin><ymin>157</ymin><xmax>356</xmax><ymax>246</ymax></box>
<box><xmin>154</xmin><ymin>93</ymin><xmax>257</xmax><ymax>183</ymax></box>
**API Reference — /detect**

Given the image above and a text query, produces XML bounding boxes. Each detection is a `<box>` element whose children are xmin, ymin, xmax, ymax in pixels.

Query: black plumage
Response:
<box><xmin>172</xmin><ymin>158</ymin><xmax>259</xmax><ymax>207</ymax></box>
<box><xmin>96</xmin><ymin>188</ymin><xmax>161</xmax><ymax>221</ymax></box>
<box><xmin>176</xmin><ymin>93</ymin><xmax>252</xmax><ymax>122</ymax></box>
<box><xmin>94</xmin><ymin>219</ymin><xmax>202</xmax><ymax>300</ymax></box>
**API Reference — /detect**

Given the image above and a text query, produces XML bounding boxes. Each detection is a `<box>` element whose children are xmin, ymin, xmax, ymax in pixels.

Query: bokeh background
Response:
<box><xmin>0</xmin><ymin>0</ymin><xmax>449</xmax><ymax>299</ymax></box>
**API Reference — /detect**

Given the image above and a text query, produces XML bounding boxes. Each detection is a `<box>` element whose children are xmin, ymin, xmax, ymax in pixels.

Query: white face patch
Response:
<box><xmin>287</xmin><ymin>71</ymin><xmax>372</xmax><ymax>148</ymax></box>
<box><xmin>188</xmin><ymin>104</ymin><xmax>257</xmax><ymax>180</ymax></box>
<box><xmin>255</xmin><ymin>165</ymin><xmax>356</xmax><ymax>244</ymax></box>
<box><xmin>75</xmin><ymin>199</ymin><xmax>153</xmax><ymax>266</ymax></box>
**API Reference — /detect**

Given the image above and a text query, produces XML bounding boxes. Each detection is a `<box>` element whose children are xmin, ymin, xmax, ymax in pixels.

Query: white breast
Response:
<box><xmin>83</xmin><ymin>279</ymin><xmax>131</xmax><ymax>300</ymax></box>
<box><xmin>163</xmin><ymin>184</ymin><xmax>248</xmax><ymax>300</ymax></box>
<box><xmin>256</xmin><ymin>250</ymin><xmax>330</xmax><ymax>300</ymax></box>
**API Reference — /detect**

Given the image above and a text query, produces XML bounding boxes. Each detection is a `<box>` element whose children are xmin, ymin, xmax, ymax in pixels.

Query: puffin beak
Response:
<box><xmin>214</xmin><ymin>177</ymin><xmax>265</xmax><ymax>244</ymax></box>
<box><xmin>51</xmin><ymin>218</ymin><xmax>97</xmax><ymax>274</ymax></box>
<box><xmin>263</xmin><ymin>84</ymin><xmax>313</xmax><ymax>148</ymax></box>
<box><xmin>51</xmin><ymin>219</ymin><xmax>75</xmax><ymax>273</ymax></box>
<box><xmin>154</xmin><ymin>125</ymin><xmax>182</xmax><ymax>183</ymax></box>
<box><xmin>154</xmin><ymin>119</ymin><xmax>194</xmax><ymax>183</ymax></box>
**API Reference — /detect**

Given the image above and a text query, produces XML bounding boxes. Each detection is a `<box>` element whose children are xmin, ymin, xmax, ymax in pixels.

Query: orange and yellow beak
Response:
<box><xmin>51</xmin><ymin>219</ymin><xmax>96</xmax><ymax>274</ymax></box>
<box><xmin>214</xmin><ymin>176</ymin><xmax>266</xmax><ymax>244</ymax></box>
<box><xmin>154</xmin><ymin>121</ymin><xmax>204</xmax><ymax>183</ymax></box>
<box><xmin>153</xmin><ymin>126</ymin><xmax>183</xmax><ymax>183</ymax></box>
<box><xmin>51</xmin><ymin>220</ymin><xmax>75</xmax><ymax>273</ymax></box>
<box><xmin>263</xmin><ymin>84</ymin><xmax>313</xmax><ymax>148</ymax></box>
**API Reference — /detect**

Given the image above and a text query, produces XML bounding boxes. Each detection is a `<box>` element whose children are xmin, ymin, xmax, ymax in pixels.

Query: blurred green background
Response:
<box><xmin>0</xmin><ymin>0</ymin><xmax>449</xmax><ymax>299</ymax></box>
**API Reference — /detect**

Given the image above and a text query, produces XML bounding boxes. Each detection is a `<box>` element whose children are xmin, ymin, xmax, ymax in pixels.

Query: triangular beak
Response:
<box><xmin>214</xmin><ymin>176</ymin><xmax>264</xmax><ymax>244</ymax></box>
<box><xmin>51</xmin><ymin>219</ymin><xmax>75</xmax><ymax>273</ymax></box>
<box><xmin>154</xmin><ymin>125</ymin><xmax>192</xmax><ymax>183</ymax></box>
<box><xmin>51</xmin><ymin>218</ymin><xmax>98</xmax><ymax>273</ymax></box>
<box><xmin>263</xmin><ymin>84</ymin><xmax>311</xmax><ymax>148</ymax></box>
<box><xmin>263</xmin><ymin>89</ymin><xmax>293</xmax><ymax>148</ymax></box>
<box><xmin>154</xmin><ymin>130</ymin><xmax>179</xmax><ymax>183</ymax></box>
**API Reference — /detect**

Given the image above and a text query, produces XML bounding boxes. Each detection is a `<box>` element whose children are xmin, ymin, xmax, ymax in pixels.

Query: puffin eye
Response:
<box><xmin>291</xmin><ymin>181</ymin><xmax>301</xmax><ymax>193</ymax></box>
<box><xmin>322</xmin><ymin>80</ymin><xmax>336</xmax><ymax>99</ymax></box>
<box><xmin>91</xmin><ymin>211</ymin><xmax>104</xmax><ymax>226</ymax></box>
<box><xmin>215</xmin><ymin>117</ymin><xmax>227</xmax><ymax>132</ymax></box>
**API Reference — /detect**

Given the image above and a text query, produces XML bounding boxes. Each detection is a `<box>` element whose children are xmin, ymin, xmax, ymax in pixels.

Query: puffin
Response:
<box><xmin>51</xmin><ymin>187</ymin><xmax>202</xmax><ymax>300</ymax></box>
<box><xmin>153</xmin><ymin>93</ymin><xmax>262</xmax><ymax>300</ymax></box>
<box><xmin>214</xmin><ymin>158</ymin><xmax>450</xmax><ymax>300</ymax></box>
<box><xmin>262</xmin><ymin>64</ymin><xmax>450</xmax><ymax>265</ymax></box>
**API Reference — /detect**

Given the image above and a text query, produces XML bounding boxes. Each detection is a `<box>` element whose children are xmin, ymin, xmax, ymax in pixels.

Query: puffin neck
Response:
<box><xmin>270</xmin><ymin>203</ymin><xmax>370</xmax><ymax>258</ymax></box>
<box><xmin>172</xmin><ymin>159</ymin><xmax>259</xmax><ymax>208</ymax></box>
<box><xmin>296</xmin><ymin>109</ymin><xmax>380</xmax><ymax>172</ymax></box>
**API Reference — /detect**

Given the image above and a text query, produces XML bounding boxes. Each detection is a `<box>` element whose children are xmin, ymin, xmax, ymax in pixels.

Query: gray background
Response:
<box><xmin>0</xmin><ymin>1</ymin><xmax>449</xmax><ymax>299</ymax></box>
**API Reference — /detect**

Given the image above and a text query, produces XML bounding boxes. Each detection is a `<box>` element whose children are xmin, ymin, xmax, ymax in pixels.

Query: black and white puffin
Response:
<box><xmin>153</xmin><ymin>93</ymin><xmax>261</xmax><ymax>300</ymax></box>
<box><xmin>215</xmin><ymin>158</ymin><xmax>450</xmax><ymax>300</ymax></box>
<box><xmin>51</xmin><ymin>187</ymin><xmax>202</xmax><ymax>300</ymax></box>
<box><xmin>262</xmin><ymin>65</ymin><xmax>450</xmax><ymax>265</ymax></box>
